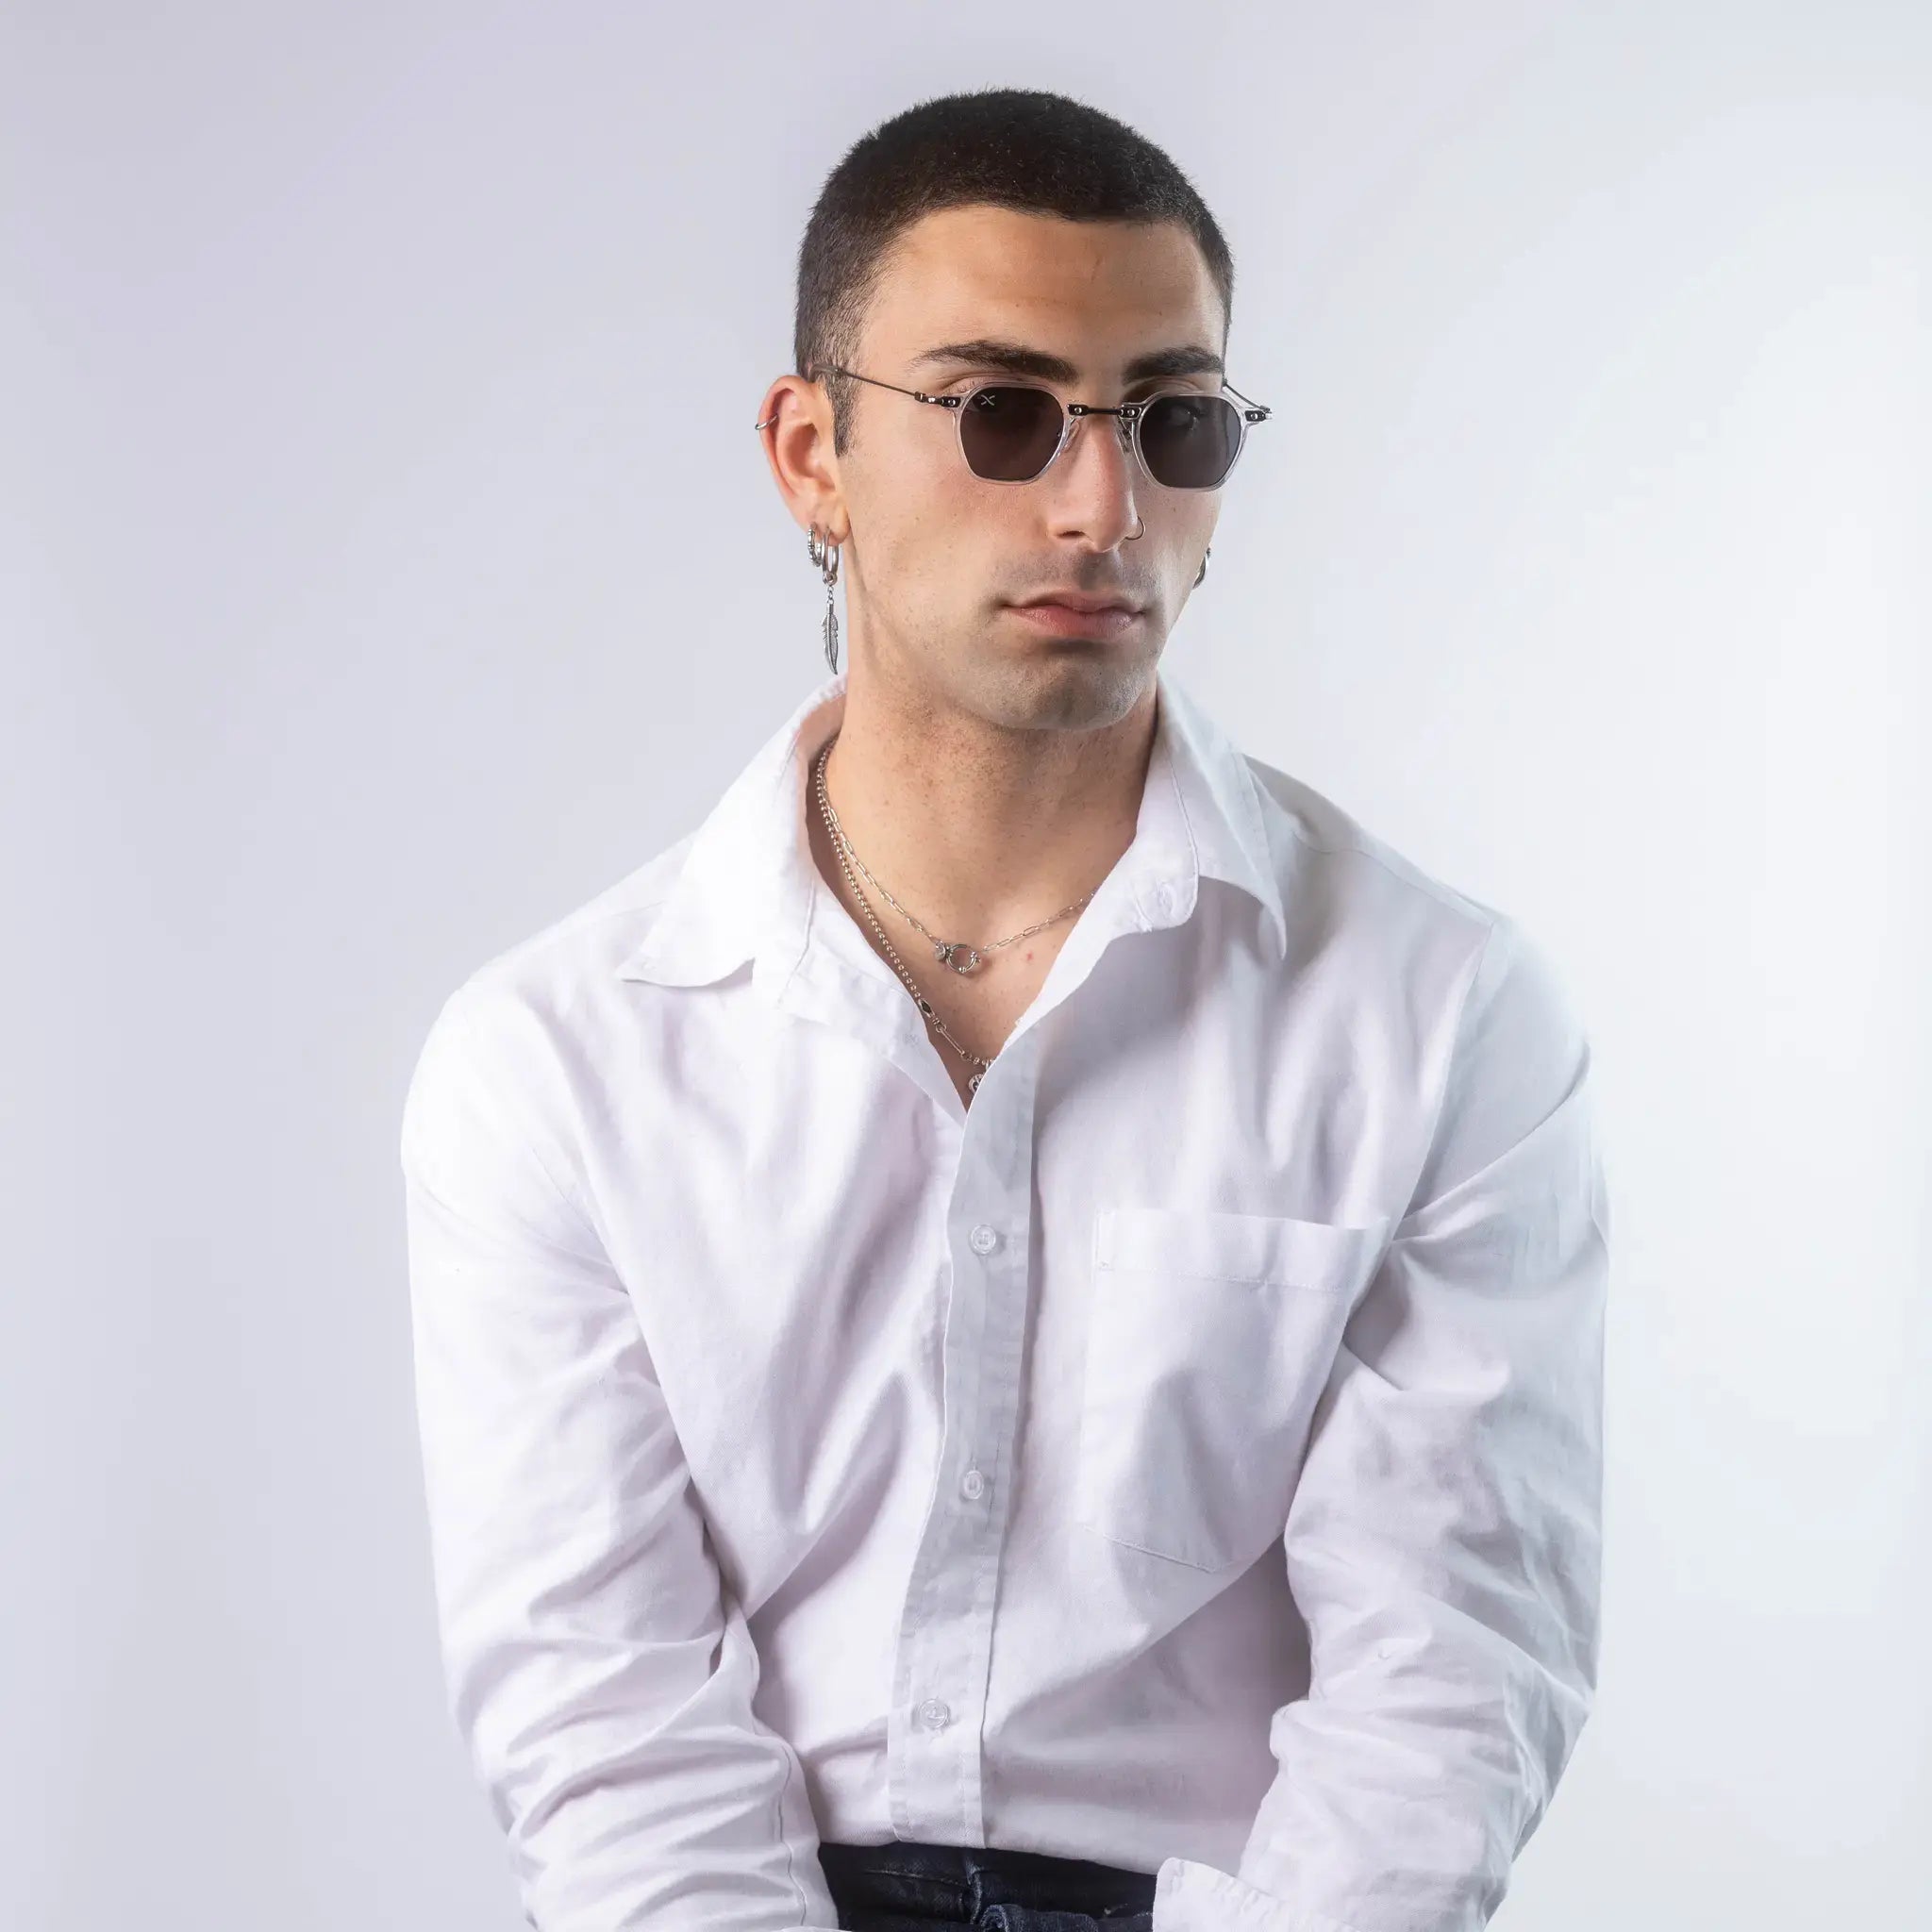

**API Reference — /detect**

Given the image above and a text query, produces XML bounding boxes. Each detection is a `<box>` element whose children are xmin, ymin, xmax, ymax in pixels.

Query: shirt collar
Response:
<box><xmin>616</xmin><ymin>663</ymin><xmax>1288</xmax><ymax>991</ymax></box>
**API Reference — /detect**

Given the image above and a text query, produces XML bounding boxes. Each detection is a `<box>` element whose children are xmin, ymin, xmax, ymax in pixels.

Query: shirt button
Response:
<box><xmin>968</xmin><ymin>1224</ymin><xmax>1000</xmax><ymax>1256</ymax></box>
<box><xmin>961</xmin><ymin>1468</ymin><xmax>987</xmax><ymax>1501</ymax></box>
<box><xmin>918</xmin><ymin>1697</ymin><xmax>954</xmax><ymax>1730</ymax></box>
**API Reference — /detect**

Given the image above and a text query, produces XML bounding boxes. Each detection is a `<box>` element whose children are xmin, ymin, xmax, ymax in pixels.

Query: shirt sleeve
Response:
<box><xmin>399</xmin><ymin>982</ymin><xmax>842</xmax><ymax>1932</ymax></box>
<box><xmin>1153</xmin><ymin>912</ymin><xmax>1611</xmax><ymax>1932</ymax></box>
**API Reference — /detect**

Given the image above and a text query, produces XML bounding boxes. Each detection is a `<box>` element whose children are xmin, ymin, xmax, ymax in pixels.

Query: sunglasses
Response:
<box><xmin>809</xmin><ymin>362</ymin><xmax>1272</xmax><ymax>491</ymax></box>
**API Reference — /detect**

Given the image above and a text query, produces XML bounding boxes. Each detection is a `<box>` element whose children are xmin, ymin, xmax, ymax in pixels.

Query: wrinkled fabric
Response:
<box><xmin>399</xmin><ymin>664</ymin><xmax>1609</xmax><ymax>1932</ymax></box>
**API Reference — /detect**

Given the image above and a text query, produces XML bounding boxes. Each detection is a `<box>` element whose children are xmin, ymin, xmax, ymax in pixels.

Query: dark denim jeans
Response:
<box><xmin>818</xmin><ymin>1838</ymin><xmax>1158</xmax><ymax>1932</ymax></box>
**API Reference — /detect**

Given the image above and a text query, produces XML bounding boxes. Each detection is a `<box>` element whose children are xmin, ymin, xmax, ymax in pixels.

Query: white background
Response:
<box><xmin>6</xmin><ymin>4</ymin><xmax>1927</xmax><ymax>1926</ymax></box>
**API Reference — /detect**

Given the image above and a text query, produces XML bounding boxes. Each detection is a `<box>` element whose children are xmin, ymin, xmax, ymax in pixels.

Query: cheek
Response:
<box><xmin>864</xmin><ymin>422</ymin><xmax>966</xmax><ymax>520</ymax></box>
<box><xmin>882</xmin><ymin>475</ymin><xmax>1005</xmax><ymax>575</ymax></box>
<box><xmin>857</xmin><ymin>495</ymin><xmax>981</xmax><ymax>604</ymax></box>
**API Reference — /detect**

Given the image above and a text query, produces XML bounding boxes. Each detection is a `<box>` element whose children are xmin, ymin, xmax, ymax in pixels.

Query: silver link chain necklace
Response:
<box><xmin>812</xmin><ymin>730</ymin><xmax>1098</xmax><ymax>1092</ymax></box>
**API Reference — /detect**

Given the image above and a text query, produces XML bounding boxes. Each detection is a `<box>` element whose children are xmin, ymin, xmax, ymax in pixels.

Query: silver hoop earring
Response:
<box><xmin>807</xmin><ymin>523</ymin><xmax>842</xmax><ymax>673</ymax></box>
<box><xmin>1194</xmin><ymin>545</ymin><xmax>1211</xmax><ymax>589</ymax></box>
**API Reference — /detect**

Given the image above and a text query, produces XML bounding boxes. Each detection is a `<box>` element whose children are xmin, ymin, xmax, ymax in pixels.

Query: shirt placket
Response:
<box><xmin>887</xmin><ymin>1033</ymin><xmax>1041</xmax><ymax>1845</ymax></box>
<box><xmin>793</xmin><ymin>849</ymin><xmax>1178</xmax><ymax>1844</ymax></box>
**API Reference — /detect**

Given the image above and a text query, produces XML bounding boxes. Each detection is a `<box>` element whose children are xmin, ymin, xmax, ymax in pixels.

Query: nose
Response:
<box><xmin>1043</xmin><ymin>407</ymin><xmax>1141</xmax><ymax>549</ymax></box>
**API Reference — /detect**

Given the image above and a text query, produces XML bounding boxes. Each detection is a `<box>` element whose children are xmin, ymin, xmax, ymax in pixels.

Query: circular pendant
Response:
<box><xmin>968</xmin><ymin>1069</ymin><xmax>983</xmax><ymax>1091</ymax></box>
<box><xmin>934</xmin><ymin>941</ymin><xmax>982</xmax><ymax>974</ymax></box>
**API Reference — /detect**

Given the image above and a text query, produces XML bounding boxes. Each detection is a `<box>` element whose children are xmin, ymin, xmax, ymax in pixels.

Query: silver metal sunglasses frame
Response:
<box><xmin>810</xmin><ymin>361</ymin><xmax>1272</xmax><ymax>491</ymax></box>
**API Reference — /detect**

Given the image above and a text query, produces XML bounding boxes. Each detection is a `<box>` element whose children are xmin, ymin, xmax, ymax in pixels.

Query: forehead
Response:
<box><xmin>862</xmin><ymin>205</ymin><xmax>1224</xmax><ymax>375</ymax></box>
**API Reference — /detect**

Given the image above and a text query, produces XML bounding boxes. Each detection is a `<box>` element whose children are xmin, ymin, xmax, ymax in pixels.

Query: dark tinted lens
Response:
<box><xmin>958</xmin><ymin>385</ymin><xmax>1064</xmax><ymax>481</ymax></box>
<box><xmin>1139</xmin><ymin>392</ymin><xmax>1243</xmax><ymax>488</ymax></box>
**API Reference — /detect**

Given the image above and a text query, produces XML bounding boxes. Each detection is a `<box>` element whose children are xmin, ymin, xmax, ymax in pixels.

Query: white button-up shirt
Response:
<box><xmin>399</xmin><ymin>665</ymin><xmax>1609</xmax><ymax>1932</ymax></box>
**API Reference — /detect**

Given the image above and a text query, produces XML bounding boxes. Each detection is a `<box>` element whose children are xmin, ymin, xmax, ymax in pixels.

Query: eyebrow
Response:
<box><xmin>907</xmin><ymin>337</ymin><xmax>1225</xmax><ymax>387</ymax></box>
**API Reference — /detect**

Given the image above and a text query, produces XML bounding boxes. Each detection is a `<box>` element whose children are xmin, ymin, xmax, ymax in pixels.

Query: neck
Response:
<box><xmin>814</xmin><ymin>663</ymin><xmax>1159</xmax><ymax>949</ymax></box>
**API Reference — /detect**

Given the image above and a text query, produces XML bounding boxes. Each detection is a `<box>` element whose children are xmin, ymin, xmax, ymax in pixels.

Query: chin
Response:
<box><xmin>963</xmin><ymin>647</ymin><xmax>1154</xmax><ymax>732</ymax></box>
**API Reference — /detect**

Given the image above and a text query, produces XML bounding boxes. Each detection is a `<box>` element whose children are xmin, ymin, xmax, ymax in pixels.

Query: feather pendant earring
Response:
<box><xmin>808</xmin><ymin>523</ymin><xmax>842</xmax><ymax>673</ymax></box>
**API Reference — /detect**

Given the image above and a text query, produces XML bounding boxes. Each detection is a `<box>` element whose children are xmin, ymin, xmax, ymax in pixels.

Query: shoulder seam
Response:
<box><xmin>441</xmin><ymin>984</ymin><xmax>606</xmax><ymax>1253</ymax></box>
<box><xmin>1392</xmin><ymin>910</ymin><xmax>1507</xmax><ymax>1228</ymax></box>
<box><xmin>1243</xmin><ymin>755</ymin><xmax>1497</xmax><ymax>925</ymax></box>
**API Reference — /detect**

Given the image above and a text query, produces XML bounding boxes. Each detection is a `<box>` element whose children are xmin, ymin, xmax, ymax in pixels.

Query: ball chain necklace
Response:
<box><xmin>811</xmin><ymin>729</ymin><xmax>1099</xmax><ymax>1092</ymax></box>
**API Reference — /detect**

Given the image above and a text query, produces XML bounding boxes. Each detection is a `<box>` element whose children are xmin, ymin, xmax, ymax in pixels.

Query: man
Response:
<box><xmin>400</xmin><ymin>87</ymin><xmax>1609</xmax><ymax>1932</ymax></box>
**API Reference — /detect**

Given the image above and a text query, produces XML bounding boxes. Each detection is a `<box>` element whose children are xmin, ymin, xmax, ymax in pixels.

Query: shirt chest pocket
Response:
<box><xmin>1074</xmin><ymin>1205</ymin><xmax>1392</xmax><ymax>1573</ymax></box>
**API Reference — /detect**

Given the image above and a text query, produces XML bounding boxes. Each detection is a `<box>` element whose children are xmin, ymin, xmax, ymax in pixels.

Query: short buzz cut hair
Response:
<box><xmin>793</xmin><ymin>87</ymin><xmax>1237</xmax><ymax>457</ymax></box>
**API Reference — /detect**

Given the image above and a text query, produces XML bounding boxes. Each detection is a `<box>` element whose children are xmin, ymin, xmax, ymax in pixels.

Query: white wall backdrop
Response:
<box><xmin>6</xmin><ymin>4</ymin><xmax>1926</xmax><ymax>1927</ymax></box>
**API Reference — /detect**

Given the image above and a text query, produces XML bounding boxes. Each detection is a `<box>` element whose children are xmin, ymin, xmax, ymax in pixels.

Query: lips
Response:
<box><xmin>1011</xmin><ymin>594</ymin><xmax>1141</xmax><ymax>615</ymax></box>
<box><xmin>1006</xmin><ymin>600</ymin><xmax>1142</xmax><ymax>636</ymax></box>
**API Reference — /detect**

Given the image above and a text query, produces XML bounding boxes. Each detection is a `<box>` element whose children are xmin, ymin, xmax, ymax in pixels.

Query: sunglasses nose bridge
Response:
<box><xmin>1050</xmin><ymin>401</ymin><xmax>1141</xmax><ymax>486</ymax></box>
